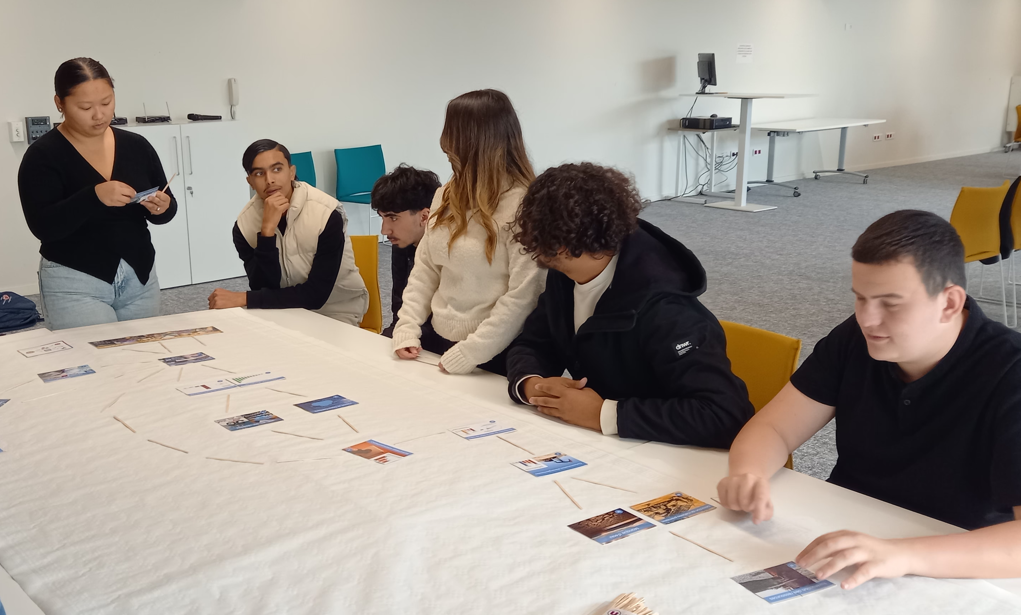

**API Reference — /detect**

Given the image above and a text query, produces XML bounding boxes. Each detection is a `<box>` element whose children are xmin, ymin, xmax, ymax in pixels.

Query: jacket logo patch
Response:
<box><xmin>674</xmin><ymin>340</ymin><xmax>694</xmax><ymax>357</ymax></box>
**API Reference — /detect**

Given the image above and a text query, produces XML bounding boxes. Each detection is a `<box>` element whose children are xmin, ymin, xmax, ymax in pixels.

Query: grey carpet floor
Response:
<box><xmin>16</xmin><ymin>150</ymin><xmax>1021</xmax><ymax>481</ymax></box>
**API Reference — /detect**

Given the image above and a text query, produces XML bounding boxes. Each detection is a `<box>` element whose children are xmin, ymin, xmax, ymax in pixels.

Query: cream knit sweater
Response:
<box><xmin>391</xmin><ymin>184</ymin><xmax>546</xmax><ymax>374</ymax></box>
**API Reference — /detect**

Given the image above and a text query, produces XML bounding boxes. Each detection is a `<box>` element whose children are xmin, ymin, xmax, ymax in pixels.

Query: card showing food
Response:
<box><xmin>731</xmin><ymin>562</ymin><xmax>834</xmax><ymax>603</ymax></box>
<box><xmin>568</xmin><ymin>508</ymin><xmax>656</xmax><ymax>545</ymax></box>
<box><xmin>295</xmin><ymin>395</ymin><xmax>358</xmax><ymax>414</ymax></box>
<box><xmin>38</xmin><ymin>365</ymin><xmax>96</xmax><ymax>383</ymax></box>
<box><xmin>215</xmin><ymin>410</ymin><xmax>283</xmax><ymax>432</ymax></box>
<box><xmin>18</xmin><ymin>341</ymin><xmax>73</xmax><ymax>358</ymax></box>
<box><xmin>225</xmin><ymin>371</ymin><xmax>284</xmax><ymax>387</ymax></box>
<box><xmin>90</xmin><ymin>326</ymin><xmax>222</xmax><ymax>349</ymax></box>
<box><xmin>159</xmin><ymin>352</ymin><xmax>214</xmax><ymax>367</ymax></box>
<box><xmin>512</xmin><ymin>452</ymin><xmax>586</xmax><ymax>477</ymax></box>
<box><xmin>343</xmin><ymin>439</ymin><xmax>412</xmax><ymax>465</ymax></box>
<box><xmin>631</xmin><ymin>492</ymin><xmax>715</xmax><ymax>524</ymax></box>
<box><xmin>177</xmin><ymin>380</ymin><xmax>237</xmax><ymax>396</ymax></box>
<box><xmin>450</xmin><ymin>419</ymin><xmax>516</xmax><ymax>440</ymax></box>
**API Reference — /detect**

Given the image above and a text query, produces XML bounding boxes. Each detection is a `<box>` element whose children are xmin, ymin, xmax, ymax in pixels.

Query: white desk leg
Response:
<box><xmin>813</xmin><ymin>126</ymin><xmax>870</xmax><ymax>183</ymax></box>
<box><xmin>670</xmin><ymin>130</ymin><xmax>708</xmax><ymax>205</ymax></box>
<box><xmin>705</xmin><ymin>98</ymin><xmax>775</xmax><ymax>212</ymax></box>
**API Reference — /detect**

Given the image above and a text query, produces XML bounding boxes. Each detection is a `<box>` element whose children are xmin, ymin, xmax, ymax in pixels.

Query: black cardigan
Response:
<box><xmin>17</xmin><ymin>127</ymin><xmax>177</xmax><ymax>285</ymax></box>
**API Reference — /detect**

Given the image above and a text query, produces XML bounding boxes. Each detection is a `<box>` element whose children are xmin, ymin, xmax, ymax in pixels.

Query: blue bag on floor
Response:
<box><xmin>0</xmin><ymin>291</ymin><xmax>42</xmax><ymax>334</ymax></box>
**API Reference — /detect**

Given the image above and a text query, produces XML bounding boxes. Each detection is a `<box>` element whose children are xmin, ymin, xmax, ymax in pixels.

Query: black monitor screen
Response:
<box><xmin>697</xmin><ymin>53</ymin><xmax>717</xmax><ymax>87</ymax></box>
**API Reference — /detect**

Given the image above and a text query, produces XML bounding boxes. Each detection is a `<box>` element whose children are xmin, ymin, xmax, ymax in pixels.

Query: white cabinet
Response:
<box><xmin>123</xmin><ymin>121</ymin><xmax>250</xmax><ymax>288</ymax></box>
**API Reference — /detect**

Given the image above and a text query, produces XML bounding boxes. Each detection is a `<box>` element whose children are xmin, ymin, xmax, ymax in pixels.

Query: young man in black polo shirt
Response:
<box><xmin>718</xmin><ymin>210</ymin><xmax>1021</xmax><ymax>589</ymax></box>
<box><xmin>370</xmin><ymin>164</ymin><xmax>440</xmax><ymax>337</ymax></box>
<box><xmin>505</xmin><ymin>162</ymin><xmax>753</xmax><ymax>447</ymax></box>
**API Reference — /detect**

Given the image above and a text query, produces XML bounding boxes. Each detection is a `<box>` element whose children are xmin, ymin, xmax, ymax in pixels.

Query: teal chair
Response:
<box><xmin>291</xmin><ymin>151</ymin><xmax>317</xmax><ymax>188</ymax></box>
<box><xmin>334</xmin><ymin>145</ymin><xmax>385</xmax><ymax>204</ymax></box>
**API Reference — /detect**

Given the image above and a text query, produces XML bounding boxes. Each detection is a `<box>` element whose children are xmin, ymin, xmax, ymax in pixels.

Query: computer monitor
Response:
<box><xmin>697</xmin><ymin>53</ymin><xmax>716</xmax><ymax>94</ymax></box>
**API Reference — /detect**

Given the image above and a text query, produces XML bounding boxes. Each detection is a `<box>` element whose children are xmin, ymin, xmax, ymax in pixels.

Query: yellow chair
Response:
<box><xmin>720</xmin><ymin>320</ymin><xmax>802</xmax><ymax>470</ymax></box>
<box><xmin>949</xmin><ymin>181</ymin><xmax>1012</xmax><ymax>324</ymax></box>
<box><xmin>350</xmin><ymin>235</ymin><xmax>382</xmax><ymax>333</ymax></box>
<box><xmin>1006</xmin><ymin>177</ymin><xmax>1021</xmax><ymax>327</ymax></box>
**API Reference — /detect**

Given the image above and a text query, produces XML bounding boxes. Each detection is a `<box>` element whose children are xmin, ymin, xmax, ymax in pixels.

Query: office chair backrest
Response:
<box><xmin>335</xmin><ymin>145</ymin><xmax>386</xmax><ymax>200</ymax></box>
<box><xmin>949</xmin><ymin>182</ymin><xmax>1011</xmax><ymax>263</ymax></box>
<box><xmin>350</xmin><ymin>235</ymin><xmax>382</xmax><ymax>334</ymax></box>
<box><xmin>291</xmin><ymin>151</ymin><xmax>317</xmax><ymax>188</ymax></box>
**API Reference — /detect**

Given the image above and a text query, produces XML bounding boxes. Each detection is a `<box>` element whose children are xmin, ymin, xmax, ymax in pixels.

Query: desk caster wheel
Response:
<box><xmin>814</xmin><ymin>174</ymin><xmax>821</xmax><ymax>180</ymax></box>
<box><xmin>863</xmin><ymin>176</ymin><xmax>869</xmax><ymax>185</ymax></box>
<box><xmin>794</xmin><ymin>191</ymin><xmax>801</xmax><ymax>197</ymax></box>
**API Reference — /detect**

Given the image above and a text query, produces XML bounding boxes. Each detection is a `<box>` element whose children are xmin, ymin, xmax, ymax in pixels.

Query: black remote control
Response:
<box><xmin>187</xmin><ymin>114</ymin><xmax>222</xmax><ymax>121</ymax></box>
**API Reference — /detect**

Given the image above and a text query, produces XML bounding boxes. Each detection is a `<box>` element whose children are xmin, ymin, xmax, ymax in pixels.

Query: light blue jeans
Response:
<box><xmin>38</xmin><ymin>257</ymin><xmax>160</xmax><ymax>330</ymax></box>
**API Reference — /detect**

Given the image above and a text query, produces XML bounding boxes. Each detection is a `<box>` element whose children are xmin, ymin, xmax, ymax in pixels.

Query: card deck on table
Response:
<box><xmin>568</xmin><ymin>508</ymin><xmax>655</xmax><ymax>545</ymax></box>
<box><xmin>631</xmin><ymin>492</ymin><xmax>715</xmax><ymax>524</ymax></box>
<box><xmin>512</xmin><ymin>452</ymin><xmax>586</xmax><ymax>477</ymax></box>
<box><xmin>128</xmin><ymin>187</ymin><xmax>160</xmax><ymax>204</ymax></box>
<box><xmin>38</xmin><ymin>365</ymin><xmax>96</xmax><ymax>383</ymax></box>
<box><xmin>177</xmin><ymin>379</ymin><xmax>237</xmax><ymax>396</ymax></box>
<box><xmin>18</xmin><ymin>341</ymin><xmax>72</xmax><ymax>358</ymax></box>
<box><xmin>159</xmin><ymin>352</ymin><xmax>214</xmax><ymax>366</ymax></box>
<box><xmin>90</xmin><ymin>326</ymin><xmax>222</xmax><ymax>349</ymax></box>
<box><xmin>343</xmin><ymin>439</ymin><xmax>412</xmax><ymax>465</ymax></box>
<box><xmin>295</xmin><ymin>395</ymin><xmax>358</xmax><ymax>414</ymax></box>
<box><xmin>731</xmin><ymin>562</ymin><xmax>834</xmax><ymax>603</ymax></box>
<box><xmin>215</xmin><ymin>410</ymin><xmax>283</xmax><ymax>431</ymax></box>
<box><xmin>450</xmin><ymin>419</ymin><xmax>516</xmax><ymax>440</ymax></box>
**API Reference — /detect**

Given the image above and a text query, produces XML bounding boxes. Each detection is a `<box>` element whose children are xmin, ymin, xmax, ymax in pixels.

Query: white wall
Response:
<box><xmin>3</xmin><ymin>0</ymin><xmax>1021</xmax><ymax>293</ymax></box>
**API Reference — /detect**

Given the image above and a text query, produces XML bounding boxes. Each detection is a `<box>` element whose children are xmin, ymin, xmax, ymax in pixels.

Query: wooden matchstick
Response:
<box><xmin>160</xmin><ymin>342</ymin><xmax>171</xmax><ymax>353</ymax></box>
<box><xmin>271</xmin><ymin>429</ymin><xmax>324</xmax><ymax>441</ymax></box>
<box><xmin>194</xmin><ymin>337</ymin><xmax>207</xmax><ymax>347</ymax></box>
<box><xmin>159</xmin><ymin>172</ymin><xmax>177</xmax><ymax>193</ymax></box>
<box><xmin>277</xmin><ymin>457</ymin><xmax>334</xmax><ymax>464</ymax></box>
<box><xmin>24</xmin><ymin>392</ymin><xmax>62</xmax><ymax>403</ymax></box>
<box><xmin>126</xmin><ymin>347</ymin><xmax>162</xmax><ymax>355</ymax></box>
<box><xmin>200</xmin><ymin>361</ymin><xmax>232</xmax><ymax>371</ymax></box>
<box><xmin>206</xmin><ymin>456</ymin><xmax>263</xmax><ymax>465</ymax></box>
<box><xmin>571</xmin><ymin>476</ymin><xmax>638</xmax><ymax>494</ymax></box>
<box><xmin>268</xmin><ymin>387</ymin><xmax>304</xmax><ymax>397</ymax></box>
<box><xmin>112</xmin><ymin>415</ymin><xmax>136</xmax><ymax>434</ymax></box>
<box><xmin>225</xmin><ymin>394</ymin><xmax>231</xmax><ymax>414</ymax></box>
<box><xmin>554</xmin><ymin>479</ymin><xmax>582</xmax><ymax>509</ymax></box>
<box><xmin>496</xmin><ymin>435</ymin><xmax>534</xmax><ymax>455</ymax></box>
<box><xmin>148</xmin><ymin>439</ymin><xmax>188</xmax><ymax>454</ymax></box>
<box><xmin>670</xmin><ymin>531</ymin><xmax>733</xmax><ymax>562</ymax></box>
<box><xmin>337</xmin><ymin>414</ymin><xmax>359</xmax><ymax>433</ymax></box>
<box><xmin>101</xmin><ymin>392</ymin><xmax>126</xmax><ymax>413</ymax></box>
<box><xmin>395</xmin><ymin>432</ymin><xmax>445</xmax><ymax>445</ymax></box>
<box><xmin>710</xmin><ymin>497</ymin><xmax>722</xmax><ymax>505</ymax></box>
<box><xmin>0</xmin><ymin>380</ymin><xmax>32</xmax><ymax>395</ymax></box>
<box><xmin>137</xmin><ymin>369</ymin><xmax>161</xmax><ymax>383</ymax></box>
<box><xmin>178</xmin><ymin>367</ymin><xmax>184</xmax><ymax>382</ymax></box>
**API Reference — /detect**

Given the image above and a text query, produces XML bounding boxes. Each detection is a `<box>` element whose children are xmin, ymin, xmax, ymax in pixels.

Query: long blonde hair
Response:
<box><xmin>433</xmin><ymin>89</ymin><xmax>535</xmax><ymax>263</ymax></box>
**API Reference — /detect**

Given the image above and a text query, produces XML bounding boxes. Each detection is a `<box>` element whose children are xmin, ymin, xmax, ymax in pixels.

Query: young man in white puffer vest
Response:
<box><xmin>208</xmin><ymin>140</ymin><xmax>368</xmax><ymax>326</ymax></box>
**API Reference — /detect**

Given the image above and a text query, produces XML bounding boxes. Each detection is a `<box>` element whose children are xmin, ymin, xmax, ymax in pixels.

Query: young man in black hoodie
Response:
<box><xmin>505</xmin><ymin>163</ymin><xmax>753</xmax><ymax>448</ymax></box>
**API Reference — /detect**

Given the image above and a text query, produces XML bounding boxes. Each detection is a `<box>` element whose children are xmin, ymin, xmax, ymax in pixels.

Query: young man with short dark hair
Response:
<box><xmin>718</xmin><ymin>209</ymin><xmax>1021</xmax><ymax>589</ymax></box>
<box><xmin>370</xmin><ymin>164</ymin><xmax>441</xmax><ymax>337</ymax></box>
<box><xmin>208</xmin><ymin>139</ymin><xmax>368</xmax><ymax>325</ymax></box>
<box><xmin>505</xmin><ymin>162</ymin><xmax>753</xmax><ymax>447</ymax></box>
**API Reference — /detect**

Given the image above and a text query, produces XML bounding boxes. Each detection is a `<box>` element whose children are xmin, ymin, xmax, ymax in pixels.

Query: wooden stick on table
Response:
<box><xmin>159</xmin><ymin>341</ymin><xmax>171</xmax><ymax>353</ymax></box>
<box><xmin>178</xmin><ymin>367</ymin><xmax>184</xmax><ymax>382</ymax></box>
<box><xmin>268</xmin><ymin>388</ymin><xmax>304</xmax><ymax>397</ymax></box>
<box><xmin>554</xmin><ymin>479</ymin><xmax>582</xmax><ymax>509</ymax></box>
<box><xmin>669</xmin><ymin>531</ymin><xmax>734</xmax><ymax>562</ymax></box>
<box><xmin>137</xmin><ymin>369</ymin><xmax>161</xmax><ymax>384</ymax></box>
<box><xmin>148</xmin><ymin>439</ymin><xmax>188</xmax><ymax>454</ymax></box>
<box><xmin>337</xmin><ymin>415</ymin><xmax>358</xmax><ymax>433</ymax></box>
<box><xmin>207</xmin><ymin>456</ymin><xmax>263</xmax><ymax>465</ymax></box>
<box><xmin>100</xmin><ymin>392</ymin><xmax>126</xmax><ymax>413</ymax></box>
<box><xmin>271</xmin><ymin>429</ymin><xmax>324</xmax><ymax>441</ymax></box>
<box><xmin>571</xmin><ymin>476</ymin><xmax>638</xmax><ymax>494</ymax></box>
<box><xmin>496</xmin><ymin>435</ymin><xmax>534</xmax><ymax>455</ymax></box>
<box><xmin>194</xmin><ymin>337</ymin><xmax>207</xmax><ymax>347</ymax></box>
<box><xmin>112</xmin><ymin>416</ymin><xmax>136</xmax><ymax>434</ymax></box>
<box><xmin>225</xmin><ymin>394</ymin><xmax>231</xmax><ymax>414</ymax></box>
<box><xmin>202</xmin><ymin>364</ymin><xmax>234</xmax><ymax>374</ymax></box>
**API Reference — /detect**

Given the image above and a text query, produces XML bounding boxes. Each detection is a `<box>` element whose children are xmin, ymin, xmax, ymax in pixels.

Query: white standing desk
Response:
<box><xmin>1</xmin><ymin>308</ymin><xmax>1020</xmax><ymax>614</ymax></box>
<box><xmin>667</xmin><ymin>125</ymin><xmax>740</xmax><ymax>205</ymax></box>
<box><xmin>751</xmin><ymin>118</ymin><xmax>887</xmax><ymax>185</ymax></box>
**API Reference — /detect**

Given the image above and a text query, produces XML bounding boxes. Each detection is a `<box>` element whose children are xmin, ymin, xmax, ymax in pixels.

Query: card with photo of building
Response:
<box><xmin>631</xmin><ymin>492</ymin><xmax>715</xmax><ymax>524</ymax></box>
<box><xmin>215</xmin><ymin>410</ymin><xmax>283</xmax><ymax>432</ymax></box>
<box><xmin>732</xmin><ymin>562</ymin><xmax>834</xmax><ymax>603</ymax></box>
<box><xmin>568</xmin><ymin>508</ymin><xmax>655</xmax><ymax>545</ymax></box>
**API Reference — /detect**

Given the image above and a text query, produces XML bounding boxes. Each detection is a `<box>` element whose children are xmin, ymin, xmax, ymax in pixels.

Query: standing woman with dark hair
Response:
<box><xmin>391</xmin><ymin>89</ymin><xmax>546</xmax><ymax>375</ymax></box>
<box><xmin>18</xmin><ymin>57</ymin><xmax>176</xmax><ymax>330</ymax></box>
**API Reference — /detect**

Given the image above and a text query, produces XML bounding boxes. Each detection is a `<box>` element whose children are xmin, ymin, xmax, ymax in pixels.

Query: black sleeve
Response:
<box><xmin>383</xmin><ymin>245</ymin><xmax>411</xmax><ymax>337</ymax></box>
<box><xmin>233</xmin><ymin>222</ymin><xmax>282</xmax><ymax>292</ymax></box>
<box><xmin>505</xmin><ymin>289</ymin><xmax>568</xmax><ymax>403</ymax></box>
<box><xmin>615</xmin><ymin>297</ymin><xmax>755</xmax><ymax>449</ymax></box>
<box><xmin>246</xmin><ymin>210</ymin><xmax>345</xmax><ymax>310</ymax></box>
<box><xmin>142</xmin><ymin>137</ymin><xmax>178</xmax><ymax>226</ymax></box>
<box><xmin>17</xmin><ymin>144</ymin><xmax>106</xmax><ymax>243</ymax></box>
<box><xmin>989</xmin><ymin>361</ymin><xmax>1021</xmax><ymax>508</ymax></box>
<box><xmin>789</xmin><ymin>315</ymin><xmax>858</xmax><ymax>407</ymax></box>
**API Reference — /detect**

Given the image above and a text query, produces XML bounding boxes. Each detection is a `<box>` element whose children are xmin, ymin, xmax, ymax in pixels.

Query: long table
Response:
<box><xmin>1</xmin><ymin>308</ymin><xmax>1020</xmax><ymax>614</ymax></box>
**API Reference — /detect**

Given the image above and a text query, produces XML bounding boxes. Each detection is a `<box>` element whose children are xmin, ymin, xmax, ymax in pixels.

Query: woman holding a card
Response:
<box><xmin>17</xmin><ymin>57</ymin><xmax>177</xmax><ymax>330</ymax></box>
<box><xmin>390</xmin><ymin>90</ymin><xmax>546</xmax><ymax>376</ymax></box>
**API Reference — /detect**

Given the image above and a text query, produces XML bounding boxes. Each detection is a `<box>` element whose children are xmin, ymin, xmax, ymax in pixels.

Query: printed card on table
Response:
<box><xmin>38</xmin><ymin>365</ymin><xmax>96</xmax><ymax>383</ymax></box>
<box><xmin>215</xmin><ymin>410</ymin><xmax>283</xmax><ymax>431</ymax></box>
<box><xmin>89</xmin><ymin>326</ymin><xmax>222</xmax><ymax>349</ymax></box>
<box><xmin>731</xmin><ymin>562</ymin><xmax>834</xmax><ymax>603</ymax></box>
<box><xmin>295</xmin><ymin>395</ymin><xmax>358</xmax><ymax>414</ymax></box>
<box><xmin>177</xmin><ymin>379</ymin><xmax>237</xmax><ymax>396</ymax></box>
<box><xmin>568</xmin><ymin>508</ymin><xmax>655</xmax><ymax>545</ymax></box>
<box><xmin>159</xmin><ymin>352</ymin><xmax>214</xmax><ymax>367</ymax></box>
<box><xmin>343</xmin><ymin>439</ymin><xmax>412</xmax><ymax>465</ymax></box>
<box><xmin>224</xmin><ymin>372</ymin><xmax>284</xmax><ymax>387</ymax></box>
<box><xmin>18</xmin><ymin>341</ymin><xmax>73</xmax><ymax>358</ymax></box>
<box><xmin>631</xmin><ymin>492</ymin><xmax>715</xmax><ymax>524</ymax></box>
<box><xmin>450</xmin><ymin>419</ymin><xmax>516</xmax><ymax>440</ymax></box>
<box><xmin>512</xmin><ymin>452</ymin><xmax>586</xmax><ymax>477</ymax></box>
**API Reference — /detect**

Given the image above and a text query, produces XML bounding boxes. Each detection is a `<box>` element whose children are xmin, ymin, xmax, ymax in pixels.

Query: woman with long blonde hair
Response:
<box><xmin>391</xmin><ymin>89</ymin><xmax>545</xmax><ymax>375</ymax></box>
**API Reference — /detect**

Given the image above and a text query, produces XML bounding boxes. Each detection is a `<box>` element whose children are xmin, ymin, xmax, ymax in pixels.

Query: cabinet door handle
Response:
<box><xmin>186</xmin><ymin>136</ymin><xmax>194</xmax><ymax>175</ymax></box>
<box><xmin>172</xmin><ymin>136</ymin><xmax>180</xmax><ymax>175</ymax></box>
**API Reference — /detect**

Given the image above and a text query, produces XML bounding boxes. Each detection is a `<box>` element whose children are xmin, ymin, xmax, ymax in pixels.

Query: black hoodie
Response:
<box><xmin>505</xmin><ymin>219</ymin><xmax>753</xmax><ymax>448</ymax></box>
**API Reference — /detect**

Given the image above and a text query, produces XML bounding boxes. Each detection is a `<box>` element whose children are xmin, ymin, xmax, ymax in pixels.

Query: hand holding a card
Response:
<box><xmin>716</xmin><ymin>473</ymin><xmax>774</xmax><ymax>524</ymax></box>
<box><xmin>795</xmin><ymin>530</ymin><xmax>916</xmax><ymax>590</ymax></box>
<box><xmin>95</xmin><ymin>180</ymin><xmax>136</xmax><ymax>208</ymax></box>
<box><xmin>526</xmin><ymin>377</ymin><xmax>603</xmax><ymax>432</ymax></box>
<box><xmin>140</xmin><ymin>189</ymin><xmax>171</xmax><ymax>216</ymax></box>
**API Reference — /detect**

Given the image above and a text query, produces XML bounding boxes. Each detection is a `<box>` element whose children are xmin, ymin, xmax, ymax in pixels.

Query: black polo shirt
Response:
<box><xmin>790</xmin><ymin>297</ymin><xmax>1021</xmax><ymax>530</ymax></box>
